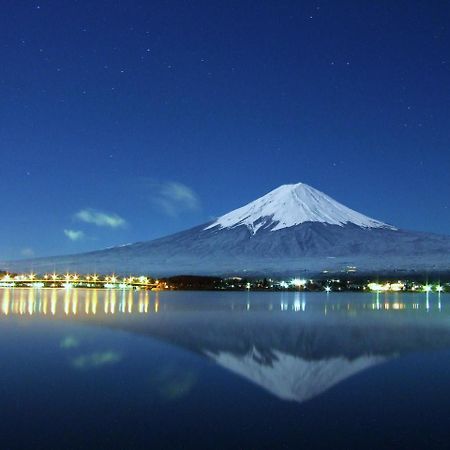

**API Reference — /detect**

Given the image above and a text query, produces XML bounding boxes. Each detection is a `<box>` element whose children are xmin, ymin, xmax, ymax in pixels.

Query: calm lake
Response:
<box><xmin>1</xmin><ymin>288</ymin><xmax>450</xmax><ymax>449</ymax></box>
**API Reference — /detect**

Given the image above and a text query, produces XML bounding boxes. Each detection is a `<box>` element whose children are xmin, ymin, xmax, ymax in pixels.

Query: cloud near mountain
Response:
<box><xmin>75</xmin><ymin>209</ymin><xmax>127</xmax><ymax>228</ymax></box>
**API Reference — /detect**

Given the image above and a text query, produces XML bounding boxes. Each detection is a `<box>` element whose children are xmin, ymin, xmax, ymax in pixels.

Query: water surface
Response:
<box><xmin>1</xmin><ymin>288</ymin><xmax>450</xmax><ymax>449</ymax></box>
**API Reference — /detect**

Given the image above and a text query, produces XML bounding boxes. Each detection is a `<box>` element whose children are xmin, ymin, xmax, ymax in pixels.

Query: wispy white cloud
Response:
<box><xmin>60</xmin><ymin>336</ymin><xmax>80</xmax><ymax>349</ymax></box>
<box><xmin>151</xmin><ymin>181</ymin><xmax>200</xmax><ymax>216</ymax></box>
<box><xmin>70</xmin><ymin>351</ymin><xmax>122</xmax><ymax>370</ymax></box>
<box><xmin>75</xmin><ymin>209</ymin><xmax>126</xmax><ymax>228</ymax></box>
<box><xmin>64</xmin><ymin>229</ymin><xmax>85</xmax><ymax>241</ymax></box>
<box><xmin>21</xmin><ymin>248</ymin><xmax>35</xmax><ymax>257</ymax></box>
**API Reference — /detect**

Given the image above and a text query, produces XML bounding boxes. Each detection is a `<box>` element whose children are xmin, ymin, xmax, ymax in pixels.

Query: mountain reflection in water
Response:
<box><xmin>1</xmin><ymin>288</ymin><xmax>450</xmax><ymax>404</ymax></box>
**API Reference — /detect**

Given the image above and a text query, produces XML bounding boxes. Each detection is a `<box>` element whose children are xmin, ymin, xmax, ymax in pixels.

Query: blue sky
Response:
<box><xmin>1</xmin><ymin>0</ymin><xmax>449</xmax><ymax>259</ymax></box>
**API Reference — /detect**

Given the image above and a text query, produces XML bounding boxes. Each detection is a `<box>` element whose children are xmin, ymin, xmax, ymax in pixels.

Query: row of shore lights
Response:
<box><xmin>368</xmin><ymin>282</ymin><xmax>444</xmax><ymax>293</ymax></box>
<box><xmin>1</xmin><ymin>273</ymin><xmax>152</xmax><ymax>284</ymax></box>
<box><xmin>289</xmin><ymin>279</ymin><xmax>445</xmax><ymax>293</ymax></box>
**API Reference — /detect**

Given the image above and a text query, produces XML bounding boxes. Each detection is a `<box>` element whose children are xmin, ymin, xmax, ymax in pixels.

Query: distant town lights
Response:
<box><xmin>368</xmin><ymin>283</ymin><xmax>384</xmax><ymax>292</ymax></box>
<box><xmin>291</xmin><ymin>278</ymin><xmax>307</xmax><ymax>288</ymax></box>
<box><xmin>368</xmin><ymin>282</ymin><xmax>405</xmax><ymax>292</ymax></box>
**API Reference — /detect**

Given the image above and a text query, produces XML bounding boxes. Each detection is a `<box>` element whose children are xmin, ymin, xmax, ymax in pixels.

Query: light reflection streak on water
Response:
<box><xmin>119</xmin><ymin>290</ymin><xmax>126</xmax><ymax>314</ymax></box>
<box><xmin>85</xmin><ymin>289</ymin><xmax>91</xmax><ymax>315</ymax></box>
<box><xmin>27</xmin><ymin>289</ymin><xmax>34</xmax><ymax>315</ymax></box>
<box><xmin>42</xmin><ymin>289</ymin><xmax>48</xmax><ymax>315</ymax></box>
<box><xmin>51</xmin><ymin>289</ymin><xmax>57</xmax><ymax>315</ymax></box>
<box><xmin>1</xmin><ymin>289</ymin><xmax>10</xmax><ymax>315</ymax></box>
<box><xmin>64</xmin><ymin>289</ymin><xmax>70</xmax><ymax>315</ymax></box>
<box><xmin>19</xmin><ymin>289</ymin><xmax>25</xmax><ymax>315</ymax></box>
<box><xmin>127</xmin><ymin>290</ymin><xmax>133</xmax><ymax>314</ymax></box>
<box><xmin>92</xmin><ymin>289</ymin><xmax>98</xmax><ymax>315</ymax></box>
<box><xmin>72</xmin><ymin>289</ymin><xmax>78</xmax><ymax>315</ymax></box>
<box><xmin>110</xmin><ymin>290</ymin><xmax>117</xmax><ymax>314</ymax></box>
<box><xmin>104</xmin><ymin>289</ymin><xmax>110</xmax><ymax>314</ymax></box>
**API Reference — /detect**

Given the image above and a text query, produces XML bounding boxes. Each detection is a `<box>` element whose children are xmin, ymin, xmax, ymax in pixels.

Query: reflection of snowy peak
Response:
<box><xmin>82</xmin><ymin>310</ymin><xmax>450</xmax><ymax>403</ymax></box>
<box><xmin>205</xmin><ymin>183</ymin><xmax>395</xmax><ymax>234</ymax></box>
<box><xmin>207</xmin><ymin>349</ymin><xmax>385</xmax><ymax>403</ymax></box>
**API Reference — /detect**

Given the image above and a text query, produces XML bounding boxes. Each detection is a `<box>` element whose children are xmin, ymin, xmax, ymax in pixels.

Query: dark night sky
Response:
<box><xmin>1</xmin><ymin>0</ymin><xmax>449</xmax><ymax>259</ymax></box>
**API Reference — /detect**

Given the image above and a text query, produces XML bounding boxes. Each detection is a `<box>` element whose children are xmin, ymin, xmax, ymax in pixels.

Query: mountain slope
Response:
<box><xmin>4</xmin><ymin>183</ymin><xmax>450</xmax><ymax>275</ymax></box>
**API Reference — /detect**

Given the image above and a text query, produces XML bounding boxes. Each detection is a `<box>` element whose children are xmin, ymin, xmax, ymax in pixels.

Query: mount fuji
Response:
<box><xmin>4</xmin><ymin>183</ymin><xmax>450</xmax><ymax>276</ymax></box>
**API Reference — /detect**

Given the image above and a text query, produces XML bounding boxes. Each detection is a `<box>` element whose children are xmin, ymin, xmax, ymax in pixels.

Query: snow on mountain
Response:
<box><xmin>207</xmin><ymin>348</ymin><xmax>386</xmax><ymax>403</ymax></box>
<box><xmin>205</xmin><ymin>182</ymin><xmax>396</xmax><ymax>234</ymax></box>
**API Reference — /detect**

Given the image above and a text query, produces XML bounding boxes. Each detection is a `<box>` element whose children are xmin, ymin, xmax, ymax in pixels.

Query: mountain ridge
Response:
<box><xmin>3</xmin><ymin>182</ymin><xmax>450</xmax><ymax>276</ymax></box>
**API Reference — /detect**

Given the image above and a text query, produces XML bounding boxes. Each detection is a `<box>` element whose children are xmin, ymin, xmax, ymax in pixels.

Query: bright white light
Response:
<box><xmin>423</xmin><ymin>285</ymin><xmax>432</xmax><ymax>293</ymax></box>
<box><xmin>368</xmin><ymin>283</ymin><xmax>384</xmax><ymax>292</ymax></box>
<box><xmin>325</xmin><ymin>286</ymin><xmax>332</xmax><ymax>293</ymax></box>
<box><xmin>291</xmin><ymin>278</ymin><xmax>307</xmax><ymax>288</ymax></box>
<box><xmin>436</xmin><ymin>285</ymin><xmax>444</xmax><ymax>293</ymax></box>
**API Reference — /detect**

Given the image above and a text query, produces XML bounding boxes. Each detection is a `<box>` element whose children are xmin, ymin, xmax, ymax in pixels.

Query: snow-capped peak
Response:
<box><xmin>205</xmin><ymin>182</ymin><xmax>396</xmax><ymax>234</ymax></box>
